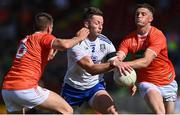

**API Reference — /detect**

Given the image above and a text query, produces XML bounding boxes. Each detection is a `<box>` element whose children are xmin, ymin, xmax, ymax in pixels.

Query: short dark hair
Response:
<box><xmin>34</xmin><ymin>12</ymin><xmax>53</xmax><ymax>31</ymax></box>
<box><xmin>136</xmin><ymin>3</ymin><xmax>155</xmax><ymax>16</ymax></box>
<box><xmin>83</xmin><ymin>7</ymin><xmax>103</xmax><ymax>20</ymax></box>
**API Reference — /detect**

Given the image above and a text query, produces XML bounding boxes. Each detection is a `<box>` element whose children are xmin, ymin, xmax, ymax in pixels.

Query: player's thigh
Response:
<box><xmin>139</xmin><ymin>82</ymin><xmax>165</xmax><ymax>113</ymax></box>
<box><xmin>144</xmin><ymin>89</ymin><xmax>164</xmax><ymax>108</ymax></box>
<box><xmin>37</xmin><ymin>90</ymin><xmax>73</xmax><ymax>113</ymax></box>
<box><xmin>2</xmin><ymin>87</ymin><xmax>48</xmax><ymax>113</ymax></box>
<box><xmin>161</xmin><ymin>80</ymin><xmax>177</xmax><ymax>114</ymax></box>
<box><xmin>89</xmin><ymin>90</ymin><xmax>115</xmax><ymax>113</ymax></box>
<box><xmin>2</xmin><ymin>90</ymin><xmax>22</xmax><ymax>113</ymax></box>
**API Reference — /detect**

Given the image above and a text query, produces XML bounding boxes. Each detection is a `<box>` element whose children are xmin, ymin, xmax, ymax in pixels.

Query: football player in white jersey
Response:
<box><xmin>61</xmin><ymin>7</ymin><xmax>118</xmax><ymax>114</ymax></box>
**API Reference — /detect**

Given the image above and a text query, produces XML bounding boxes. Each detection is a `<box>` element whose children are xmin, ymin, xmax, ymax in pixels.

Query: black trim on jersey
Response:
<box><xmin>105</xmin><ymin>52</ymin><xmax>117</xmax><ymax>61</ymax></box>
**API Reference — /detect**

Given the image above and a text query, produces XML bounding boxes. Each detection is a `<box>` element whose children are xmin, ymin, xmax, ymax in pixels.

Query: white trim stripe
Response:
<box><xmin>117</xmin><ymin>51</ymin><xmax>126</xmax><ymax>57</ymax></box>
<box><xmin>50</xmin><ymin>39</ymin><xmax>55</xmax><ymax>48</ymax></box>
<box><xmin>147</xmin><ymin>48</ymin><xmax>157</xmax><ymax>57</ymax></box>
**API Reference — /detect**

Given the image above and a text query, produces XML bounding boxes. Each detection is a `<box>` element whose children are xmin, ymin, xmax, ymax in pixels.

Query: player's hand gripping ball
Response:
<box><xmin>113</xmin><ymin>68</ymin><xmax>137</xmax><ymax>87</ymax></box>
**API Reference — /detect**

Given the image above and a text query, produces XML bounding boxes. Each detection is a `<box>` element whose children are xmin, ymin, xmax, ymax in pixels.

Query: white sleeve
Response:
<box><xmin>70</xmin><ymin>44</ymin><xmax>90</xmax><ymax>62</ymax></box>
<box><xmin>107</xmin><ymin>42</ymin><xmax>116</xmax><ymax>54</ymax></box>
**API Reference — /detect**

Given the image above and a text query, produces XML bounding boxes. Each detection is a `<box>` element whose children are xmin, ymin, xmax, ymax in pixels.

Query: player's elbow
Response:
<box><xmin>86</xmin><ymin>69</ymin><xmax>98</xmax><ymax>75</ymax></box>
<box><xmin>86</xmin><ymin>66</ymin><xmax>99</xmax><ymax>75</ymax></box>
<box><xmin>90</xmin><ymin>72</ymin><xmax>98</xmax><ymax>76</ymax></box>
<box><xmin>52</xmin><ymin>39</ymin><xmax>72</xmax><ymax>51</ymax></box>
<box><xmin>142</xmin><ymin>59</ymin><xmax>151</xmax><ymax>68</ymax></box>
<box><xmin>57</xmin><ymin>41</ymin><xmax>73</xmax><ymax>51</ymax></box>
<box><xmin>60</xmin><ymin>43</ymin><xmax>72</xmax><ymax>50</ymax></box>
<box><xmin>142</xmin><ymin>63</ymin><xmax>149</xmax><ymax>68</ymax></box>
<box><xmin>78</xmin><ymin>59</ymin><xmax>100</xmax><ymax>75</ymax></box>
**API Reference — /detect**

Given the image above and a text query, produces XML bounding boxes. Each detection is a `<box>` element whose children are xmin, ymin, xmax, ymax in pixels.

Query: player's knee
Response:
<box><xmin>155</xmin><ymin>109</ymin><xmax>165</xmax><ymax>114</ymax></box>
<box><xmin>152</xmin><ymin>104</ymin><xmax>165</xmax><ymax>114</ymax></box>
<box><xmin>58</xmin><ymin>106</ymin><xmax>73</xmax><ymax>114</ymax></box>
<box><xmin>67</xmin><ymin>106</ymin><xmax>73</xmax><ymax>114</ymax></box>
<box><xmin>107</xmin><ymin>105</ymin><xmax>118</xmax><ymax>114</ymax></box>
<box><xmin>157</xmin><ymin>107</ymin><xmax>165</xmax><ymax>114</ymax></box>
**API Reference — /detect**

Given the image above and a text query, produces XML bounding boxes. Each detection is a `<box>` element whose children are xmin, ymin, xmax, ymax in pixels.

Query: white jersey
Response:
<box><xmin>64</xmin><ymin>34</ymin><xmax>116</xmax><ymax>90</ymax></box>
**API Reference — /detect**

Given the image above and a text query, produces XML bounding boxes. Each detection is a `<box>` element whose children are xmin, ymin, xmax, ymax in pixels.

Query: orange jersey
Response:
<box><xmin>2</xmin><ymin>32</ymin><xmax>56</xmax><ymax>90</ymax></box>
<box><xmin>118</xmin><ymin>26</ymin><xmax>175</xmax><ymax>86</ymax></box>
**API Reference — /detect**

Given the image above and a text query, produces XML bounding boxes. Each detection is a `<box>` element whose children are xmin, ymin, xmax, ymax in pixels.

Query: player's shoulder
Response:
<box><xmin>43</xmin><ymin>33</ymin><xmax>56</xmax><ymax>39</ymax></box>
<box><xmin>123</xmin><ymin>31</ymin><xmax>136</xmax><ymax>41</ymax></box>
<box><xmin>98</xmin><ymin>34</ymin><xmax>112</xmax><ymax>45</ymax></box>
<box><xmin>71</xmin><ymin>41</ymin><xmax>84</xmax><ymax>50</ymax></box>
<box><xmin>150</xmin><ymin>26</ymin><xmax>166</xmax><ymax>40</ymax></box>
<box><xmin>150</xmin><ymin>26</ymin><xmax>164</xmax><ymax>35</ymax></box>
<box><xmin>32</xmin><ymin>33</ymin><xmax>55</xmax><ymax>40</ymax></box>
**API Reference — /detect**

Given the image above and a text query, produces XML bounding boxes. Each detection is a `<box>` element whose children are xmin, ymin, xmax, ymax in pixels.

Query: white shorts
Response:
<box><xmin>138</xmin><ymin>80</ymin><xmax>178</xmax><ymax>102</ymax></box>
<box><xmin>2</xmin><ymin>86</ymin><xmax>50</xmax><ymax>112</ymax></box>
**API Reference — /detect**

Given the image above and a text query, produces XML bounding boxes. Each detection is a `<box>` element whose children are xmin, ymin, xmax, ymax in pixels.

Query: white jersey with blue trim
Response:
<box><xmin>64</xmin><ymin>34</ymin><xmax>116</xmax><ymax>90</ymax></box>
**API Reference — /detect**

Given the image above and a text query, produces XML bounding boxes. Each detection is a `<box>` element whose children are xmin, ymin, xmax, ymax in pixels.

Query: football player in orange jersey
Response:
<box><xmin>117</xmin><ymin>3</ymin><xmax>178</xmax><ymax>114</ymax></box>
<box><xmin>2</xmin><ymin>12</ymin><xmax>89</xmax><ymax>114</ymax></box>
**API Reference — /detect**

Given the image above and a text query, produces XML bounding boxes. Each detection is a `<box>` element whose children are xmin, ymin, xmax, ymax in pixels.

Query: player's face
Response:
<box><xmin>88</xmin><ymin>15</ymin><xmax>104</xmax><ymax>37</ymax></box>
<box><xmin>135</xmin><ymin>8</ymin><xmax>153</xmax><ymax>27</ymax></box>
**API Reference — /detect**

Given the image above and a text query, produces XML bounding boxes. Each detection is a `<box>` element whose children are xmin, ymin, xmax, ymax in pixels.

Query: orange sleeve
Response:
<box><xmin>148</xmin><ymin>30</ymin><xmax>166</xmax><ymax>56</ymax></box>
<box><xmin>118</xmin><ymin>37</ymin><xmax>129</xmax><ymax>56</ymax></box>
<box><xmin>41</xmin><ymin>34</ymin><xmax>56</xmax><ymax>48</ymax></box>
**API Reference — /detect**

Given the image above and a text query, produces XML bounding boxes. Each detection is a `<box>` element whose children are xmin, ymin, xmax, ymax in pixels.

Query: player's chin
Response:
<box><xmin>95</xmin><ymin>33</ymin><xmax>101</xmax><ymax>37</ymax></box>
<box><xmin>136</xmin><ymin>23</ymin><xmax>144</xmax><ymax>27</ymax></box>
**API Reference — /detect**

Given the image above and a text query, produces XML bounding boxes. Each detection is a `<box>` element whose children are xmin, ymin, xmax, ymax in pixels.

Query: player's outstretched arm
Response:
<box><xmin>77</xmin><ymin>56</ymin><xmax>116</xmax><ymax>75</ymax></box>
<box><xmin>52</xmin><ymin>27</ymin><xmax>89</xmax><ymax>51</ymax></box>
<box><xmin>125</xmin><ymin>49</ymin><xmax>156</xmax><ymax>69</ymax></box>
<box><xmin>117</xmin><ymin>49</ymin><xmax>156</xmax><ymax>69</ymax></box>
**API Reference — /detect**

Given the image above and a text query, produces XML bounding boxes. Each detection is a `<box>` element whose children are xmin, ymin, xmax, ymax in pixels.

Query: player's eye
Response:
<box><xmin>135</xmin><ymin>12</ymin><xmax>140</xmax><ymax>17</ymax></box>
<box><xmin>92</xmin><ymin>20</ymin><xmax>98</xmax><ymax>25</ymax></box>
<box><xmin>142</xmin><ymin>12</ymin><xmax>147</xmax><ymax>16</ymax></box>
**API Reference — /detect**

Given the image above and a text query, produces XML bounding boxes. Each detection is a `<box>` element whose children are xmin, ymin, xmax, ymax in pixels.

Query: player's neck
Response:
<box><xmin>35</xmin><ymin>31</ymin><xmax>49</xmax><ymax>34</ymax></box>
<box><xmin>88</xmin><ymin>34</ymin><xmax>97</xmax><ymax>41</ymax></box>
<box><xmin>137</xmin><ymin>25</ymin><xmax>151</xmax><ymax>35</ymax></box>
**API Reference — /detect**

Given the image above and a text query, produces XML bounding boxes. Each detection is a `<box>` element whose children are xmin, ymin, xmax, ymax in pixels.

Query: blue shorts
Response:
<box><xmin>61</xmin><ymin>82</ymin><xmax>105</xmax><ymax>106</ymax></box>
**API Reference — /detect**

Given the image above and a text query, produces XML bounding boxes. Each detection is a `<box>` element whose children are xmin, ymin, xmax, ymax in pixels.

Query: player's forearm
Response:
<box><xmin>126</xmin><ymin>58</ymin><xmax>150</xmax><ymax>69</ymax></box>
<box><xmin>86</xmin><ymin>63</ymin><xmax>114</xmax><ymax>75</ymax></box>
<box><xmin>60</xmin><ymin>37</ymin><xmax>82</xmax><ymax>49</ymax></box>
<box><xmin>117</xmin><ymin>51</ymin><xmax>126</xmax><ymax>61</ymax></box>
<box><xmin>52</xmin><ymin>27</ymin><xmax>89</xmax><ymax>51</ymax></box>
<box><xmin>52</xmin><ymin>37</ymin><xmax>82</xmax><ymax>51</ymax></box>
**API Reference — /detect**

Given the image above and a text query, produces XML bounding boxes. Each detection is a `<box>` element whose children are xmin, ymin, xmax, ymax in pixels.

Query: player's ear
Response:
<box><xmin>149</xmin><ymin>16</ymin><xmax>153</xmax><ymax>23</ymax></box>
<box><xmin>84</xmin><ymin>21</ymin><xmax>89</xmax><ymax>28</ymax></box>
<box><xmin>47</xmin><ymin>25</ymin><xmax>53</xmax><ymax>34</ymax></box>
<box><xmin>47</xmin><ymin>25</ymin><xmax>51</xmax><ymax>33</ymax></box>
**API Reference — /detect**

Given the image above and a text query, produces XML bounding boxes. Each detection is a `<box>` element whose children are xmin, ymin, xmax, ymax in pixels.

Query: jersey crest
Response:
<box><xmin>100</xmin><ymin>44</ymin><xmax>106</xmax><ymax>52</ymax></box>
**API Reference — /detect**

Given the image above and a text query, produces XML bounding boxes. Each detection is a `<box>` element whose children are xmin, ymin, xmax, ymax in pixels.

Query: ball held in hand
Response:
<box><xmin>113</xmin><ymin>68</ymin><xmax>137</xmax><ymax>87</ymax></box>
